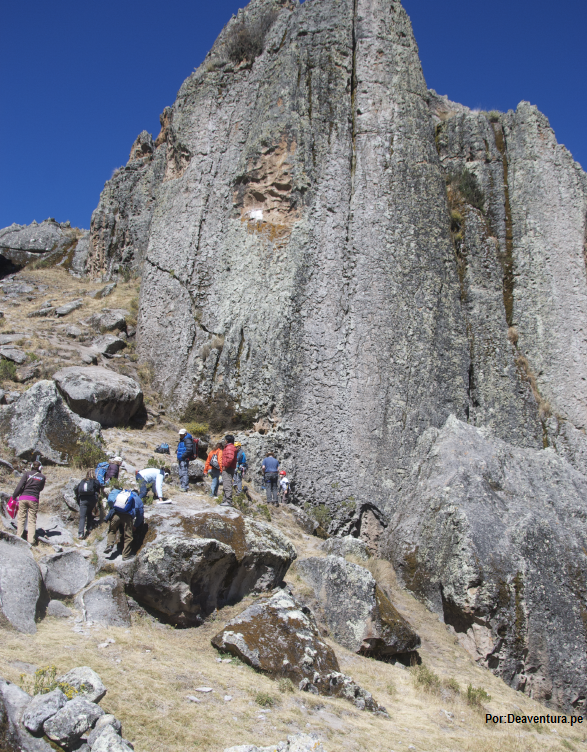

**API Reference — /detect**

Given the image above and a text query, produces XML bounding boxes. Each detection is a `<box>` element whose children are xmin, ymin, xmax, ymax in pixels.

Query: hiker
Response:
<box><xmin>204</xmin><ymin>442</ymin><xmax>223</xmax><ymax>498</ymax></box>
<box><xmin>104</xmin><ymin>489</ymin><xmax>144</xmax><ymax>560</ymax></box>
<box><xmin>75</xmin><ymin>469</ymin><xmax>102</xmax><ymax>539</ymax></box>
<box><xmin>233</xmin><ymin>442</ymin><xmax>247</xmax><ymax>494</ymax></box>
<box><xmin>262</xmin><ymin>452</ymin><xmax>280</xmax><ymax>505</ymax></box>
<box><xmin>14</xmin><ymin>460</ymin><xmax>46</xmax><ymax>545</ymax></box>
<box><xmin>279</xmin><ymin>470</ymin><xmax>290</xmax><ymax>505</ymax></box>
<box><xmin>136</xmin><ymin>466</ymin><xmax>169</xmax><ymax>503</ymax></box>
<box><xmin>177</xmin><ymin>429</ymin><xmax>196</xmax><ymax>492</ymax></box>
<box><xmin>104</xmin><ymin>456</ymin><xmax>123</xmax><ymax>484</ymax></box>
<box><xmin>221</xmin><ymin>435</ymin><xmax>238</xmax><ymax>507</ymax></box>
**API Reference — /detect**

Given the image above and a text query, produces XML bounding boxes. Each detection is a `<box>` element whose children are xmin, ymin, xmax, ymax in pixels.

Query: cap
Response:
<box><xmin>112</xmin><ymin>456</ymin><xmax>122</xmax><ymax>463</ymax></box>
<box><xmin>179</xmin><ymin>429</ymin><xmax>187</xmax><ymax>435</ymax></box>
<box><xmin>235</xmin><ymin>442</ymin><xmax>242</xmax><ymax>447</ymax></box>
<box><xmin>279</xmin><ymin>470</ymin><xmax>286</xmax><ymax>475</ymax></box>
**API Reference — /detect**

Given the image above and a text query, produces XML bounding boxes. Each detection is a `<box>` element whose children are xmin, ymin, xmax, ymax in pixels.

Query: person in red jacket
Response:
<box><xmin>220</xmin><ymin>434</ymin><xmax>238</xmax><ymax>507</ymax></box>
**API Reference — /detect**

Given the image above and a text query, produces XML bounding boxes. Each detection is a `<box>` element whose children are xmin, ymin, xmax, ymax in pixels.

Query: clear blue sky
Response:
<box><xmin>1</xmin><ymin>0</ymin><xmax>585</xmax><ymax>230</ymax></box>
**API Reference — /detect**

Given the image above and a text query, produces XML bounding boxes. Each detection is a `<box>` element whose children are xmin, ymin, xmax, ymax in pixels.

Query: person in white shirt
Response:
<box><xmin>278</xmin><ymin>470</ymin><xmax>290</xmax><ymax>505</ymax></box>
<box><xmin>136</xmin><ymin>466</ymin><xmax>169</xmax><ymax>502</ymax></box>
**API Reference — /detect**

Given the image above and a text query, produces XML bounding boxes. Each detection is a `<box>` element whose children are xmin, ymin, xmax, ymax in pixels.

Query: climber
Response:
<box><xmin>176</xmin><ymin>429</ymin><xmax>196</xmax><ymax>492</ymax></box>
<box><xmin>233</xmin><ymin>442</ymin><xmax>247</xmax><ymax>494</ymax></box>
<box><xmin>104</xmin><ymin>456</ymin><xmax>123</xmax><ymax>484</ymax></box>
<box><xmin>75</xmin><ymin>469</ymin><xmax>102</xmax><ymax>539</ymax></box>
<box><xmin>136</xmin><ymin>466</ymin><xmax>169</xmax><ymax>503</ymax></box>
<box><xmin>104</xmin><ymin>489</ymin><xmax>144</xmax><ymax>561</ymax></box>
<box><xmin>220</xmin><ymin>435</ymin><xmax>238</xmax><ymax>507</ymax></box>
<box><xmin>261</xmin><ymin>452</ymin><xmax>280</xmax><ymax>505</ymax></box>
<box><xmin>278</xmin><ymin>469</ymin><xmax>290</xmax><ymax>505</ymax></box>
<box><xmin>204</xmin><ymin>442</ymin><xmax>223</xmax><ymax>498</ymax></box>
<box><xmin>13</xmin><ymin>460</ymin><xmax>46</xmax><ymax>546</ymax></box>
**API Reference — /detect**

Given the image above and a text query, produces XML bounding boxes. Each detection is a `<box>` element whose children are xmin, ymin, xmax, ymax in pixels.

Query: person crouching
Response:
<box><xmin>104</xmin><ymin>489</ymin><xmax>144</xmax><ymax>561</ymax></box>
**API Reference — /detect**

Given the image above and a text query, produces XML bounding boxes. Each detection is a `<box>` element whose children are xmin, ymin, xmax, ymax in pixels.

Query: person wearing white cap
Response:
<box><xmin>104</xmin><ymin>457</ymin><xmax>123</xmax><ymax>484</ymax></box>
<box><xmin>136</xmin><ymin>466</ymin><xmax>169</xmax><ymax>502</ymax></box>
<box><xmin>176</xmin><ymin>429</ymin><xmax>196</xmax><ymax>492</ymax></box>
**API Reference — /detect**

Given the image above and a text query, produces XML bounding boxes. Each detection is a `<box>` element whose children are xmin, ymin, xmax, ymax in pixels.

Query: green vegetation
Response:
<box><xmin>410</xmin><ymin>662</ymin><xmax>441</xmax><ymax>694</ymax></box>
<box><xmin>20</xmin><ymin>666</ymin><xmax>80</xmax><ymax>699</ymax></box>
<box><xmin>466</xmin><ymin>683</ymin><xmax>491</xmax><ymax>707</ymax></box>
<box><xmin>70</xmin><ymin>438</ymin><xmax>108</xmax><ymax>469</ymax></box>
<box><xmin>225</xmin><ymin>11</ymin><xmax>278</xmax><ymax>64</ymax></box>
<box><xmin>277</xmin><ymin>678</ymin><xmax>295</xmax><ymax>694</ymax></box>
<box><xmin>305</xmin><ymin>503</ymin><xmax>332</xmax><ymax>530</ymax></box>
<box><xmin>443</xmin><ymin>676</ymin><xmax>460</xmax><ymax>694</ymax></box>
<box><xmin>147</xmin><ymin>456</ymin><xmax>166</xmax><ymax>469</ymax></box>
<box><xmin>184</xmin><ymin>421</ymin><xmax>210</xmax><ymax>438</ymax></box>
<box><xmin>255</xmin><ymin>691</ymin><xmax>278</xmax><ymax>708</ymax></box>
<box><xmin>448</xmin><ymin>169</ymin><xmax>485</xmax><ymax>212</ymax></box>
<box><xmin>0</xmin><ymin>358</ymin><xmax>17</xmax><ymax>381</ymax></box>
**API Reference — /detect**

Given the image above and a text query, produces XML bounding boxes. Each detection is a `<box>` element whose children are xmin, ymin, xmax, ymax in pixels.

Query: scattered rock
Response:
<box><xmin>170</xmin><ymin>459</ymin><xmax>205</xmax><ymax>483</ymax></box>
<box><xmin>66</xmin><ymin>325</ymin><xmax>83</xmax><ymax>338</ymax></box>
<box><xmin>320</xmin><ymin>535</ymin><xmax>370</xmax><ymax>561</ymax></box>
<box><xmin>0</xmin><ymin>531</ymin><xmax>42</xmax><ymax>633</ymax></box>
<box><xmin>53</xmin><ymin>366</ymin><xmax>143</xmax><ymax>427</ymax></box>
<box><xmin>56</xmin><ymin>667</ymin><xmax>106</xmax><ymax>703</ymax></box>
<box><xmin>224</xmin><ymin>734</ymin><xmax>325</xmax><ymax>752</ymax></box>
<box><xmin>0</xmin><ymin>334</ymin><xmax>29</xmax><ymax>346</ymax></box>
<box><xmin>55</xmin><ymin>299</ymin><xmax>83</xmax><ymax>317</ymax></box>
<box><xmin>0</xmin><ymin>347</ymin><xmax>27</xmax><ymax>365</ymax></box>
<box><xmin>43</xmin><ymin>695</ymin><xmax>104</xmax><ymax>747</ymax></box>
<box><xmin>87</xmin><ymin>309</ymin><xmax>130</xmax><ymax>333</ymax></box>
<box><xmin>0</xmin><ymin>380</ymin><xmax>102</xmax><ymax>464</ymax></box>
<box><xmin>91</xmin><ymin>726</ymin><xmax>133</xmax><ymax>752</ymax></box>
<box><xmin>16</xmin><ymin>364</ymin><xmax>41</xmax><ymax>383</ymax></box>
<box><xmin>0</xmin><ymin>677</ymin><xmax>53</xmax><ymax>751</ymax></box>
<box><xmin>81</xmin><ymin>351</ymin><xmax>98</xmax><ymax>365</ymax></box>
<box><xmin>39</xmin><ymin>551</ymin><xmax>95</xmax><ymax>598</ymax></box>
<box><xmin>77</xmin><ymin>576</ymin><xmax>131</xmax><ymax>627</ymax></box>
<box><xmin>46</xmin><ymin>600</ymin><xmax>73</xmax><ymax>618</ymax></box>
<box><xmin>87</xmin><ymin>283</ymin><xmax>116</xmax><ymax>300</ymax></box>
<box><xmin>295</xmin><ymin>556</ymin><xmax>420</xmax><ymax>658</ymax></box>
<box><xmin>5</xmin><ymin>390</ymin><xmax>21</xmax><ymax>404</ymax></box>
<box><xmin>90</xmin><ymin>335</ymin><xmax>127</xmax><ymax>356</ymax></box>
<box><xmin>87</xmin><ymin>714</ymin><xmax>122</xmax><ymax>747</ymax></box>
<box><xmin>22</xmin><ymin>688</ymin><xmax>67</xmax><ymax>734</ymax></box>
<box><xmin>28</xmin><ymin>305</ymin><xmax>55</xmax><ymax>318</ymax></box>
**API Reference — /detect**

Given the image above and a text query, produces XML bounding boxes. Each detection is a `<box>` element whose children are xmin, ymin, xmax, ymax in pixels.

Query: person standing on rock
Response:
<box><xmin>233</xmin><ymin>442</ymin><xmax>247</xmax><ymax>494</ymax></box>
<box><xmin>176</xmin><ymin>429</ymin><xmax>196</xmax><ymax>492</ymax></box>
<box><xmin>204</xmin><ymin>442</ymin><xmax>223</xmax><ymax>498</ymax></box>
<box><xmin>75</xmin><ymin>469</ymin><xmax>102</xmax><ymax>539</ymax></box>
<box><xmin>136</xmin><ymin>466</ymin><xmax>169</xmax><ymax>503</ymax></box>
<box><xmin>14</xmin><ymin>460</ymin><xmax>46</xmax><ymax>546</ymax></box>
<box><xmin>262</xmin><ymin>452</ymin><xmax>280</xmax><ymax>505</ymax></box>
<box><xmin>220</xmin><ymin>435</ymin><xmax>238</xmax><ymax>507</ymax></box>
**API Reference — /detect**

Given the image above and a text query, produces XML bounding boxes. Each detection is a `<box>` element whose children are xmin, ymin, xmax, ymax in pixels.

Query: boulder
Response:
<box><xmin>39</xmin><ymin>551</ymin><xmax>95</xmax><ymax>598</ymax></box>
<box><xmin>295</xmin><ymin>556</ymin><xmax>420</xmax><ymax>659</ymax></box>
<box><xmin>120</xmin><ymin>507</ymin><xmax>296</xmax><ymax>627</ymax></box>
<box><xmin>87</xmin><ymin>283</ymin><xmax>116</xmax><ymax>300</ymax></box>
<box><xmin>0</xmin><ymin>347</ymin><xmax>27</xmax><ymax>365</ymax></box>
<box><xmin>22</xmin><ymin>688</ymin><xmax>67</xmax><ymax>734</ymax></box>
<box><xmin>285</xmin><ymin>505</ymin><xmax>319</xmax><ymax>536</ymax></box>
<box><xmin>321</xmin><ymin>535</ymin><xmax>370</xmax><ymax>561</ymax></box>
<box><xmin>56</xmin><ymin>667</ymin><xmax>106</xmax><ymax>704</ymax></box>
<box><xmin>55</xmin><ymin>299</ymin><xmax>83</xmax><ymax>317</ymax></box>
<box><xmin>91</xmin><ymin>726</ymin><xmax>133</xmax><ymax>752</ymax></box>
<box><xmin>0</xmin><ymin>678</ymin><xmax>53</xmax><ymax>752</ymax></box>
<box><xmin>0</xmin><ymin>531</ymin><xmax>42</xmax><ymax>633</ymax></box>
<box><xmin>0</xmin><ymin>219</ymin><xmax>87</xmax><ymax>268</ymax></box>
<box><xmin>212</xmin><ymin>589</ymin><xmax>386</xmax><ymax>712</ymax></box>
<box><xmin>43</xmin><ymin>696</ymin><xmax>104</xmax><ymax>747</ymax></box>
<box><xmin>384</xmin><ymin>415</ymin><xmax>587</xmax><ymax>714</ymax></box>
<box><xmin>53</xmin><ymin>366</ymin><xmax>143</xmax><ymax>427</ymax></box>
<box><xmin>46</xmin><ymin>600</ymin><xmax>73</xmax><ymax>618</ymax></box>
<box><xmin>170</xmin><ymin>459</ymin><xmax>205</xmax><ymax>483</ymax></box>
<box><xmin>87</xmin><ymin>309</ymin><xmax>130</xmax><ymax>333</ymax></box>
<box><xmin>90</xmin><ymin>335</ymin><xmax>127</xmax><ymax>356</ymax></box>
<box><xmin>224</xmin><ymin>734</ymin><xmax>325</xmax><ymax>752</ymax></box>
<box><xmin>87</xmin><ymin>714</ymin><xmax>122</xmax><ymax>746</ymax></box>
<box><xmin>0</xmin><ymin>381</ymin><xmax>102</xmax><ymax>464</ymax></box>
<box><xmin>77</xmin><ymin>576</ymin><xmax>131</xmax><ymax>627</ymax></box>
<box><xmin>62</xmin><ymin>477</ymin><xmax>83</xmax><ymax>513</ymax></box>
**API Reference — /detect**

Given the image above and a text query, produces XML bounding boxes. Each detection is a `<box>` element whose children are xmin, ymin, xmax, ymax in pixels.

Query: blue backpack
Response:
<box><xmin>96</xmin><ymin>462</ymin><xmax>110</xmax><ymax>486</ymax></box>
<box><xmin>107</xmin><ymin>488</ymin><xmax>122</xmax><ymax>507</ymax></box>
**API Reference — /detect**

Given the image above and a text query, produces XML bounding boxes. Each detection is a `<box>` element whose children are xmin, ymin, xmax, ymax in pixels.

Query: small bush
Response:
<box><xmin>71</xmin><ymin>438</ymin><xmax>108</xmax><ymax>469</ymax></box>
<box><xmin>225</xmin><ymin>11</ymin><xmax>278</xmax><ymax>64</ymax></box>
<box><xmin>448</xmin><ymin>169</ymin><xmax>485</xmax><ymax>212</ymax></box>
<box><xmin>411</xmin><ymin>663</ymin><xmax>441</xmax><ymax>694</ymax></box>
<box><xmin>386</xmin><ymin>680</ymin><xmax>396</xmax><ymax>696</ymax></box>
<box><xmin>507</xmin><ymin>326</ymin><xmax>519</xmax><ymax>345</ymax></box>
<box><xmin>20</xmin><ymin>667</ymin><xmax>79</xmax><ymax>700</ymax></box>
<box><xmin>147</xmin><ymin>457</ymin><xmax>166</xmax><ymax>469</ymax></box>
<box><xmin>466</xmin><ymin>684</ymin><xmax>491</xmax><ymax>707</ymax></box>
<box><xmin>184</xmin><ymin>421</ymin><xmax>209</xmax><ymax>437</ymax></box>
<box><xmin>443</xmin><ymin>676</ymin><xmax>460</xmax><ymax>694</ymax></box>
<box><xmin>0</xmin><ymin>358</ymin><xmax>17</xmax><ymax>381</ymax></box>
<box><xmin>305</xmin><ymin>503</ymin><xmax>332</xmax><ymax>530</ymax></box>
<box><xmin>277</xmin><ymin>678</ymin><xmax>295</xmax><ymax>694</ymax></box>
<box><xmin>255</xmin><ymin>691</ymin><xmax>278</xmax><ymax>708</ymax></box>
<box><xmin>257</xmin><ymin>502</ymin><xmax>271</xmax><ymax>522</ymax></box>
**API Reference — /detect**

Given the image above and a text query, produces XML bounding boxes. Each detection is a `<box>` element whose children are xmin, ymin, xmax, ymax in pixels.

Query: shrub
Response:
<box><xmin>225</xmin><ymin>11</ymin><xmax>278</xmax><ymax>64</ymax></box>
<box><xmin>20</xmin><ymin>667</ymin><xmax>79</xmax><ymax>699</ymax></box>
<box><xmin>0</xmin><ymin>358</ymin><xmax>17</xmax><ymax>381</ymax></box>
<box><xmin>257</xmin><ymin>502</ymin><xmax>271</xmax><ymax>522</ymax></box>
<box><xmin>466</xmin><ymin>684</ymin><xmax>491</xmax><ymax>707</ymax></box>
<box><xmin>411</xmin><ymin>663</ymin><xmax>441</xmax><ymax>694</ymax></box>
<box><xmin>507</xmin><ymin>326</ymin><xmax>519</xmax><ymax>345</ymax></box>
<box><xmin>443</xmin><ymin>676</ymin><xmax>460</xmax><ymax>694</ymax></box>
<box><xmin>448</xmin><ymin>169</ymin><xmax>485</xmax><ymax>212</ymax></box>
<box><xmin>71</xmin><ymin>438</ymin><xmax>108</xmax><ymax>469</ymax></box>
<box><xmin>147</xmin><ymin>457</ymin><xmax>166</xmax><ymax>469</ymax></box>
<box><xmin>184</xmin><ymin>421</ymin><xmax>209</xmax><ymax>437</ymax></box>
<box><xmin>305</xmin><ymin>503</ymin><xmax>332</xmax><ymax>530</ymax></box>
<box><xmin>255</xmin><ymin>691</ymin><xmax>278</xmax><ymax>708</ymax></box>
<box><xmin>277</xmin><ymin>678</ymin><xmax>295</xmax><ymax>694</ymax></box>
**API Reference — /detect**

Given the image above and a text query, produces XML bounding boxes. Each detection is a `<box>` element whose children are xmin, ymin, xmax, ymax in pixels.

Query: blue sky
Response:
<box><xmin>1</xmin><ymin>0</ymin><xmax>585</xmax><ymax>230</ymax></box>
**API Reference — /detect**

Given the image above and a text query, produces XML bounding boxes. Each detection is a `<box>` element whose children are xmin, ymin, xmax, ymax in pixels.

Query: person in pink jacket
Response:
<box><xmin>14</xmin><ymin>460</ymin><xmax>46</xmax><ymax>545</ymax></box>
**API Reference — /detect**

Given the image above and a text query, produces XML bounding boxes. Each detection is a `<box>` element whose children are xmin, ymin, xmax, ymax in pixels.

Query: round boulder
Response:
<box><xmin>53</xmin><ymin>366</ymin><xmax>143</xmax><ymax>427</ymax></box>
<box><xmin>39</xmin><ymin>551</ymin><xmax>95</xmax><ymax>598</ymax></box>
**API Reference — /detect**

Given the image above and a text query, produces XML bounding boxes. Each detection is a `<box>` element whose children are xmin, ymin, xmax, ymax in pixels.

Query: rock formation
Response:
<box><xmin>0</xmin><ymin>219</ymin><xmax>89</xmax><ymax>275</ymax></box>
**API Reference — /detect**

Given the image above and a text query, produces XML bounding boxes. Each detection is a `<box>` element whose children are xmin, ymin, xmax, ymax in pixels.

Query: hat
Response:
<box><xmin>112</xmin><ymin>456</ymin><xmax>122</xmax><ymax>463</ymax></box>
<box><xmin>179</xmin><ymin>429</ymin><xmax>187</xmax><ymax>435</ymax></box>
<box><xmin>235</xmin><ymin>442</ymin><xmax>241</xmax><ymax>447</ymax></box>
<box><xmin>279</xmin><ymin>470</ymin><xmax>286</xmax><ymax>476</ymax></box>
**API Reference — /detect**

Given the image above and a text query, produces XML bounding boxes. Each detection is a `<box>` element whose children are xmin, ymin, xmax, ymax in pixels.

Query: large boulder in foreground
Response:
<box><xmin>295</xmin><ymin>556</ymin><xmax>420</xmax><ymax>659</ymax></box>
<box><xmin>118</xmin><ymin>507</ymin><xmax>296</xmax><ymax>627</ymax></box>
<box><xmin>384</xmin><ymin>415</ymin><xmax>587</xmax><ymax>714</ymax></box>
<box><xmin>77</xmin><ymin>575</ymin><xmax>131</xmax><ymax>627</ymax></box>
<box><xmin>39</xmin><ymin>551</ymin><xmax>95</xmax><ymax>598</ymax></box>
<box><xmin>53</xmin><ymin>366</ymin><xmax>143</xmax><ymax>427</ymax></box>
<box><xmin>0</xmin><ymin>532</ymin><xmax>42</xmax><ymax>634</ymax></box>
<box><xmin>0</xmin><ymin>381</ymin><xmax>102</xmax><ymax>464</ymax></box>
<box><xmin>0</xmin><ymin>678</ymin><xmax>53</xmax><ymax>752</ymax></box>
<box><xmin>212</xmin><ymin>589</ymin><xmax>386</xmax><ymax>713</ymax></box>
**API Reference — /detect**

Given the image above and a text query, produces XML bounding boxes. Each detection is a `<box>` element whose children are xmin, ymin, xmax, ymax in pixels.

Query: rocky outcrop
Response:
<box><xmin>224</xmin><ymin>733</ymin><xmax>325</xmax><ymax>752</ymax></box>
<box><xmin>383</xmin><ymin>415</ymin><xmax>587</xmax><ymax>714</ymax></box>
<box><xmin>0</xmin><ymin>679</ymin><xmax>53</xmax><ymax>752</ymax></box>
<box><xmin>56</xmin><ymin>667</ymin><xmax>106</xmax><ymax>704</ymax></box>
<box><xmin>43</xmin><ymin>696</ymin><xmax>104</xmax><ymax>747</ymax></box>
<box><xmin>116</xmin><ymin>507</ymin><xmax>296</xmax><ymax>626</ymax></box>
<box><xmin>77</xmin><ymin>576</ymin><xmax>131</xmax><ymax>627</ymax></box>
<box><xmin>0</xmin><ymin>532</ymin><xmax>42</xmax><ymax>634</ymax></box>
<box><xmin>86</xmin><ymin>309</ymin><xmax>129</xmax><ymax>333</ymax></box>
<box><xmin>0</xmin><ymin>219</ymin><xmax>88</xmax><ymax>272</ymax></box>
<box><xmin>53</xmin><ymin>366</ymin><xmax>143</xmax><ymax>427</ymax></box>
<box><xmin>320</xmin><ymin>535</ymin><xmax>369</xmax><ymax>561</ymax></box>
<box><xmin>295</xmin><ymin>556</ymin><xmax>420</xmax><ymax>659</ymax></box>
<box><xmin>40</xmin><ymin>551</ymin><xmax>95</xmax><ymax>598</ymax></box>
<box><xmin>0</xmin><ymin>381</ymin><xmax>102</xmax><ymax>464</ymax></box>
<box><xmin>22</xmin><ymin>690</ymin><xmax>67</xmax><ymax>734</ymax></box>
<box><xmin>212</xmin><ymin>589</ymin><xmax>386</xmax><ymax>712</ymax></box>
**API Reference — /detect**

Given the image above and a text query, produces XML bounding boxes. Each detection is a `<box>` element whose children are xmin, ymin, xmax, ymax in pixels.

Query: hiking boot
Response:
<box><xmin>122</xmin><ymin>554</ymin><xmax>135</xmax><ymax>561</ymax></box>
<box><xmin>104</xmin><ymin>545</ymin><xmax>114</xmax><ymax>555</ymax></box>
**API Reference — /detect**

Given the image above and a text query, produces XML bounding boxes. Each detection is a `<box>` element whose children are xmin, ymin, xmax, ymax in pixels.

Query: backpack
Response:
<box><xmin>155</xmin><ymin>443</ymin><xmax>170</xmax><ymax>454</ymax></box>
<box><xmin>113</xmin><ymin>490</ymin><xmax>134</xmax><ymax>514</ymax></box>
<box><xmin>95</xmin><ymin>461</ymin><xmax>110</xmax><ymax>486</ymax></box>
<box><xmin>78</xmin><ymin>480</ymin><xmax>96</xmax><ymax>497</ymax></box>
<box><xmin>210</xmin><ymin>453</ymin><xmax>220</xmax><ymax>470</ymax></box>
<box><xmin>107</xmin><ymin>488</ymin><xmax>122</xmax><ymax>507</ymax></box>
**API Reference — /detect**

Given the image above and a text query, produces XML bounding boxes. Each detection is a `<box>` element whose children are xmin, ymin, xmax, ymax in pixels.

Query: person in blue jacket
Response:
<box><xmin>261</xmin><ymin>452</ymin><xmax>280</xmax><ymax>505</ymax></box>
<box><xmin>176</xmin><ymin>429</ymin><xmax>195</xmax><ymax>492</ymax></box>
<box><xmin>233</xmin><ymin>442</ymin><xmax>247</xmax><ymax>494</ymax></box>
<box><xmin>104</xmin><ymin>490</ymin><xmax>144</xmax><ymax>560</ymax></box>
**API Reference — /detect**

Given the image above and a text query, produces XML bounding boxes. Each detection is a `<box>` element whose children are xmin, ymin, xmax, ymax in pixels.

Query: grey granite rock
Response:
<box><xmin>321</xmin><ymin>535</ymin><xmax>370</xmax><ymax>561</ymax></box>
<box><xmin>87</xmin><ymin>309</ymin><xmax>130</xmax><ymax>333</ymax></box>
<box><xmin>87</xmin><ymin>714</ymin><xmax>122</xmax><ymax>747</ymax></box>
<box><xmin>0</xmin><ymin>531</ymin><xmax>41</xmax><ymax>633</ymax></box>
<box><xmin>90</xmin><ymin>334</ymin><xmax>127</xmax><ymax>356</ymax></box>
<box><xmin>22</xmin><ymin>688</ymin><xmax>67</xmax><ymax>734</ymax></box>
<box><xmin>0</xmin><ymin>380</ymin><xmax>102</xmax><ymax>464</ymax></box>
<box><xmin>43</xmin><ymin>695</ymin><xmax>104</xmax><ymax>746</ymax></box>
<box><xmin>170</xmin><ymin>458</ymin><xmax>204</xmax><ymax>483</ymax></box>
<box><xmin>77</xmin><ymin>576</ymin><xmax>131</xmax><ymax>627</ymax></box>
<box><xmin>91</xmin><ymin>725</ymin><xmax>133</xmax><ymax>752</ymax></box>
<box><xmin>224</xmin><ymin>733</ymin><xmax>325</xmax><ymax>752</ymax></box>
<box><xmin>0</xmin><ymin>219</ymin><xmax>88</xmax><ymax>269</ymax></box>
<box><xmin>55</xmin><ymin>299</ymin><xmax>83</xmax><ymax>317</ymax></box>
<box><xmin>46</xmin><ymin>600</ymin><xmax>73</xmax><ymax>618</ymax></box>
<box><xmin>39</xmin><ymin>551</ymin><xmax>95</xmax><ymax>598</ymax></box>
<box><xmin>296</xmin><ymin>555</ymin><xmax>420</xmax><ymax>658</ymax></box>
<box><xmin>53</xmin><ymin>366</ymin><xmax>143</xmax><ymax>427</ymax></box>
<box><xmin>0</xmin><ymin>347</ymin><xmax>27</xmax><ymax>365</ymax></box>
<box><xmin>56</xmin><ymin>667</ymin><xmax>106</xmax><ymax>704</ymax></box>
<box><xmin>0</xmin><ymin>678</ymin><xmax>53</xmax><ymax>751</ymax></box>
